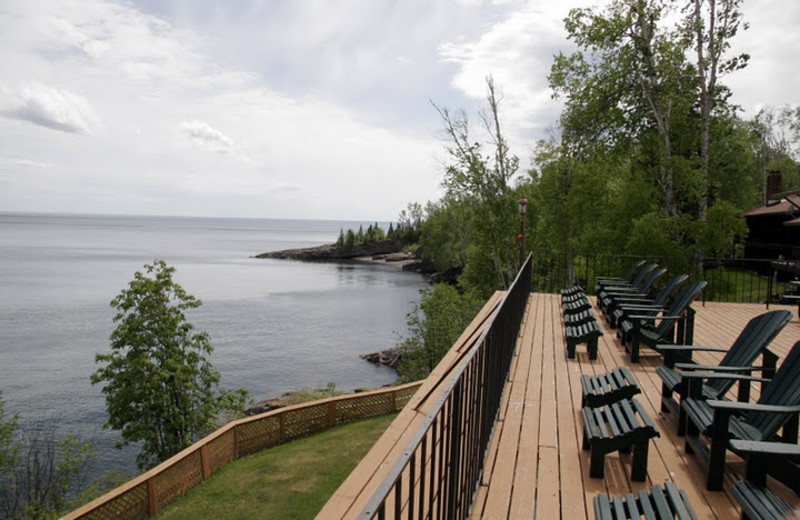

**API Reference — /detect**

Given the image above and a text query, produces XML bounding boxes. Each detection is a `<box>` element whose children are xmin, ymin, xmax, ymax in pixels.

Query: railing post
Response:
<box><xmin>200</xmin><ymin>445</ymin><xmax>211</xmax><ymax>480</ymax></box>
<box><xmin>328</xmin><ymin>401</ymin><xmax>337</xmax><ymax>427</ymax></box>
<box><xmin>147</xmin><ymin>478</ymin><xmax>159</xmax><ymax>516</ymax></box>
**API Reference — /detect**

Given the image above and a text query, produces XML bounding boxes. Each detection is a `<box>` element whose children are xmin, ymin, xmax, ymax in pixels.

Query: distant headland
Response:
<box><xmin>254</xmin><ymin>239</ymin><xmax>427</xmax><ymax>272</ymax></box>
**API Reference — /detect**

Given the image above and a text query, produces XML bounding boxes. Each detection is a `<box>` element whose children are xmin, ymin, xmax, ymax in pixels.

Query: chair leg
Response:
<box><xmin>588</xmin><ymin>338</ymin><xmax>598</xmax><ymax>360</ymax></box>
<box><xmin>706</xmin><ymin>412</ymin><xmax>731</xmax><ymax>491</ymax></box>
<box><xmin>590</xmin><ymin>446</ymin><xmax>606</xmax><ymax>479</ymax></box>
<box><xmin>631</xmin><ymin>440</ymin><xmax>649</xmax><ymax>482</ymax></box>
<box><xmin>629</xmin><ymin>322</ymin><xmax>640</xmax><ymax>363</ymax></box>
<box><xmin>567</xmin><ymin>340</ymin><xmax>576</xmax><ymax>359</ymax></box>
<box><xmin>629</xmin><ymin>339</ymin><xmax>640</xmax><ymax>363</ymax></box>
<box><xmin>677</xmin><ymin>408</ymin><xmax>687</xmax><ymax>437</ymax></box>
<box><xmin>706</xmin><ymin>437</ymin><xmax>726</xmax><ymax>491</ymax></box>
<box><xmin>660</xmin><ymin>383</ymin><xmax>671</xmax><ymax>413</ymax></box>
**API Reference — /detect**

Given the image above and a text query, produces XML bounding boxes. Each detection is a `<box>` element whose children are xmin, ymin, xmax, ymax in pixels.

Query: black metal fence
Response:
<box><xmin>359</xmin><ymin>254</ymin><xmax>532</xmax><ymax>520</ymax></box>
<box><xmin>531</xmin><ymin>251</ymin><xmax>792</xmax><ymax>305</ymax></box>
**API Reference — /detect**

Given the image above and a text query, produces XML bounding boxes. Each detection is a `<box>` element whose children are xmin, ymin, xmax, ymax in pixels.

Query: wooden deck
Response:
<box><xmin>471</xmin><ymin>294</ymin><xmax>800</xmax><ymax>520</ymax></box>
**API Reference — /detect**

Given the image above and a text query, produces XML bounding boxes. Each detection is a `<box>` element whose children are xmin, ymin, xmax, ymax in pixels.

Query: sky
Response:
<box><xmin>0</xmin><ymin>0</ymin><xmax>797</xmax><ymax>221</ymax></box>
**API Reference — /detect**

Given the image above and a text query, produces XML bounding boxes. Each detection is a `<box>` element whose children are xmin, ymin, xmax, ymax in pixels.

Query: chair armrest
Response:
<box><xmin>656</xmin><ymin>344</ymin><xmax>727</xmax><ymax>353</ymax></box>
<box><xmin>729</xmin><ymin>439</ymin><xmax>800</xmax><ymax>458</ymax></box>
<box><xmin>679</xmin><ymin>372</ymin><xmax>767</xmax><ymax>383</ymax></box>
<box><xmin>628</xmin><ymin>314</ymin><xmax>686</xmax><ymax>321</ymax></box>
<box><xmin>707</xmin><ymin>400</ymin><xmax>800</xmax><ymax>414</ymax></box>
<box><xmin>617</xmin><ymin>303</ymin><xmax>665</xmax><ymax>311</ymax></box>
<box><xmin>599</xmin><ymin>284</ymin><xmax>634</xmax><ymax>291</ymax></box>
<box><xmin>613</xmin><ymin>296</ymin><xmax>656</xmax><ymax>303</ymax></box>
<box><xmin>674</xmin><ymin>364</ymin><xmax>763</xmax><ymax>373</ymax></box>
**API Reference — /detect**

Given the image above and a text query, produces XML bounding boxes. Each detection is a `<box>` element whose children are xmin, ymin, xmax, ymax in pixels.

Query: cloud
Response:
<box><xmin>180</xmin><ymin>120</ymin><xmax>234</xmax><ymax>154</ymax></box>
<box><xmin>0</xmin><ymin>156</ymin><xmax>51</xmax><ymax>169</ymax></box>
<box><xmin>3</xmin><ymin>83</ymin><xmax>99</xmax><ymax>134</ymax></box>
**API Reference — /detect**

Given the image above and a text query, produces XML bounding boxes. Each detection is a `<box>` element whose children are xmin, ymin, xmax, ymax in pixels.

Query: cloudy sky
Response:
<box><xmin>0</xmin><ymin>0</ymin><xmax>797</xmax><ymax>221</ymax></box>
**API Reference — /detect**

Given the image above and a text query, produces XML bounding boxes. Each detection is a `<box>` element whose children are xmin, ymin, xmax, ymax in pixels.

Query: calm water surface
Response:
<box><xmin>0</xmin><ymin>212</ymin><xmax>428</xmax><ymax>477</ymax></box>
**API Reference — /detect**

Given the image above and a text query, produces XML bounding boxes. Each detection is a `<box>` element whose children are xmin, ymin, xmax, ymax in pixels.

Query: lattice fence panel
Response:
<box><xmin>336</xmin><ymin>392</ymin><xmax>394</xmax><ymax>424</ymax></box>
<box><xmin>155</xmin><ymin>451</ymin><xmax>203</xmax><ymax>510</ymax></box>
<box><xmin>236</xmin><ymin>414</ymin><xmax>281</xmax><ymax>456</ymax></box>
<box><xmin>76</xmin><ymin>482</ymin><xmax>149</xmax><ymax>520</ymax></box>
<box><xmin>206</xmin><ymin>430</ymin><xmax>235</xmax><ymax>474</ymax></box>
<box><xmin>283</xmin><ymin>402</ymin><xmax>329</xmax><ymax>440</ymax></box>
<box><xmin>395</xmin><ymin>385</ymin><xmax>419</xmax><ymax>409</ymax></box>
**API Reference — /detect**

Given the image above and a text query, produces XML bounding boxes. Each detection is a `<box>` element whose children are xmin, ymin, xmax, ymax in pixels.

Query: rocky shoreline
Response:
<box><xmin>254</xmin><ymin>239</ymin><xmax>427</xmax><ymax>272</ymax></box>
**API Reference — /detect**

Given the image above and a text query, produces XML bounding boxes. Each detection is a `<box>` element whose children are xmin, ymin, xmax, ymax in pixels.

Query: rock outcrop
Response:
<box><xmin>255</xmin><ymin>240</ymin><xmax>405</xmax><ymax>261</ymax></box>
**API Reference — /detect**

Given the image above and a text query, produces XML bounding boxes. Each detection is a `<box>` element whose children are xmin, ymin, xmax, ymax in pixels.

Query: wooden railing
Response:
<box><xmin>62</xmin><ymin>383</ymin><xmax>422</xmax><ymax>520</ymax></box>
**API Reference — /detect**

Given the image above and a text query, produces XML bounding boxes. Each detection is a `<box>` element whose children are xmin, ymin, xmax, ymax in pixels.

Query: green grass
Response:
<box><xmin>156</xmin><ymin>414</ymin><xmax>396</xmax><ymax>520</ymax></box>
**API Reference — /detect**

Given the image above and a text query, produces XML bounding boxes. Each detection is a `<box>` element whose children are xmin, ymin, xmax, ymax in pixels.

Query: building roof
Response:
<box><xmin>744</xmin><ymin>193</ymin><xmax>800</xmax><ymax>218</ymax></box>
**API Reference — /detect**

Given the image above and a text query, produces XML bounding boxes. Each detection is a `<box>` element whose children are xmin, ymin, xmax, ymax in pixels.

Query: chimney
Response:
<box><xmin>767</xmin><ymin>170</ymin><xmax>783</xmax><ymax>204</ymax></box>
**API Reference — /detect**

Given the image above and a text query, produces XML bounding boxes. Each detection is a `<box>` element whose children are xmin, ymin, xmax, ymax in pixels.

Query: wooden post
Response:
<box><xmin>327</xmin><ymin>401</ymin><xmax>337</xmax><ymax>427</ymax></box>
<box><xmin>147</xmin><ymin>478</ymin><xmax>159</xmax><ymax>516</ymax></box>
<box><xmin>200</xmin><ymin>445</ymin><xmax>211</xmax><ymax>480</ymax></box>
<box><xmin>279</xmin><ymin>412</ymin><xmax>286</xmax><ymax>443</ymax></box>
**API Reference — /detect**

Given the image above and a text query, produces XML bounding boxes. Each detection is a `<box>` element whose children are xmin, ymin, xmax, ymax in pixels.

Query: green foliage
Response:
<box><xmin>418</xmin><ymin>199</ymin><xmax>471</xmax><ymax>273</ymax></box>
<box><xmin>397</xmin><ymin>284</ymin><xmax>482</xmax><ymax>382</ymax></box>
<box><xmin>91</xmin><ymin>260</ymin><xmax>249</xmax><ymax>470</ymax></box>
<box><xmin>697</xmin><ymin>201</ymin><xmax>749</xmax><ymax>258</ymax></box>
<box><xmin>1</xmin><ymin>392</ymin><xmax>97</xmax><ymax>520</ymax></box>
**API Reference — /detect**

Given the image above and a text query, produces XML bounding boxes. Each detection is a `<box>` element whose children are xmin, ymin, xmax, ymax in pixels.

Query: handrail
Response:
<box><xmin>356</xmin><ymin>253</ymin><xmax>532</xmax><ymax>519</ymax></box>
<box><xmin>61</xmin><ymin>382</ymin><xmax>422</xmax><ymax>520</ymax></box>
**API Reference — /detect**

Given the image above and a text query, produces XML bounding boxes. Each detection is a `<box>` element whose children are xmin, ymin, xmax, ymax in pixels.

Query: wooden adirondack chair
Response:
<box><xmin>594</xmin><ymin>259</ymin><xmax>647</xmax><ymax>290</ymax></box>
<box><xmin>598</xmin><ymin>267</ymin><xmax>667</xmax><ymax>315</ymax></box>
<box><xmin>682</xmin><ymin>340</ymin><xmax>800</xmax><ymax>491</ymax></box>
<box><xmin>596</xmin><ymin>263</ymin><xmax>658</xmax><ymax>295</ymax></box>
<box><xmin>607</xmin><ymin>274</ymin><xmax>689</xmax><ymax>329</ymax></box>
<box><xmin>656</xmin><ymin>310</ymin><xmax>792</xmax><ymax>435</ymax></box>
<box><xmin>729</xmin><ymin>440</ymin><xmax>800</xmax><ymax>519</ymax></box>
<box><xmin>620</xmin><ymin>281</ymin><xmax>707</xmax><ymax>363</ymax></box>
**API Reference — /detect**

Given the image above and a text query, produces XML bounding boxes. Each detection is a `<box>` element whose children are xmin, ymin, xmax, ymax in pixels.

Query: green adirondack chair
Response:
<box><xmin>620</xmin><ymin>281</ymin><xmax>707</xmax><ymax>363</ymax></box>
<box><xmin>656</xmin><ymin>310</ymin><xmax>792</xmax><ymax>435</ymax></box>
<box><xmin>594</xmin><ymin>259</ymin><xmax>647</xmax><ymax>291</ymax></box>
<box><xmin>607</xmin><ymin>274</ymin><xmax>689</xmax><ymax>329</ymax></box>
<box><xmin>683</xmin><ymin>340</ymin><xmax>800</xmax><ymax>491</ymax></box>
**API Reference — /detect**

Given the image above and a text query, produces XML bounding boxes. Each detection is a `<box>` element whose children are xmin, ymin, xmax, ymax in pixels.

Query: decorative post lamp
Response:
<box><xmin>518</xmin><ymin>196</ymin><xmax>528</xmax><ymax>269</ymax></box>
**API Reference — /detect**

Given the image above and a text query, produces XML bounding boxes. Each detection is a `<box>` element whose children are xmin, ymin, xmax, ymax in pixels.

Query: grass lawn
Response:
<box><xmin>156</xmin><ymin>413</ymin><xmax>396</xmax><ymax>520</ymax></box>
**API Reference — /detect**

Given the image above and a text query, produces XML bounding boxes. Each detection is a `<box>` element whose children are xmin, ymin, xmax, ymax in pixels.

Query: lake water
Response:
<box><xmin>0</xmin><ymin>212</ymin><xmax>428</xmax><ymax>477</ymax></box>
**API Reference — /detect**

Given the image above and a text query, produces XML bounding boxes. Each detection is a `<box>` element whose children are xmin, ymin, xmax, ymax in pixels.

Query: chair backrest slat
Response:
<box><xmin>706</xmin><ymin>310</ymin><xmax>793</xmax><ymax>396</ymax></box>
<box><xmin>654</xmin><ymin>281</ymin><xmax>707</xmax><ymax>336</ymax></box>
<box><xmin>747</xmin><ymin>340</ymin><xmax>800</xmax><ymax>438</ymax></box>
<box><xmin>652</xmin><ymin>274</ymin><xmax>689</xmax><ymax>307</ymax></box>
